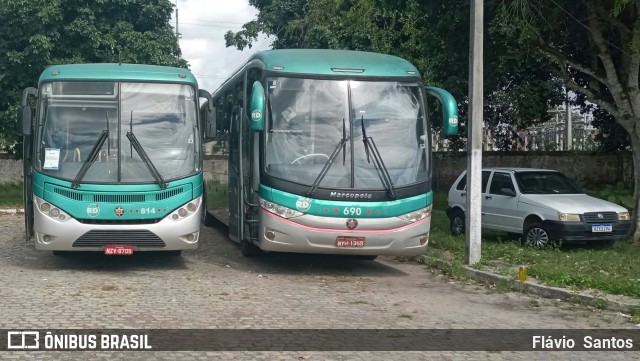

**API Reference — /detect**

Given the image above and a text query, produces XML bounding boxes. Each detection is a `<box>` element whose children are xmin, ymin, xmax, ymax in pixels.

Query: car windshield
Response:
<box><xmin>36</xmin><ymin>81</ymin><xmax>199</xmax><ymax>183</ymax></box>
<box><xmin>264</xmin><ymin>77</ymin><xmax>428</xmax><ymax>190</ymax></box>
<box><xmin>514</xmin><ymin>171</ymin><xmax>583</xmax><ymax>194</ymax></box>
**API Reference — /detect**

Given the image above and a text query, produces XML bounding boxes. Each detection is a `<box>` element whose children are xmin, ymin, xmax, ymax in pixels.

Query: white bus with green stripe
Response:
<box><xmin>208</xmin><ymin>49</ymin><xmax>458</xmax><ymax>258</ymax></box>
<box><xmin>18</xmin><ymin>64</ymin><xmax>214</xmax><ymax>255</ymax></box>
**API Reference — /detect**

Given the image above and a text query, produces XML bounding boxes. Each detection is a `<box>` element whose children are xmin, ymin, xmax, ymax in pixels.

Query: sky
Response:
<box><xmin>172</xmin><ymin>0</ymin><xmax>269</xmax><ymax>93</ymax></box>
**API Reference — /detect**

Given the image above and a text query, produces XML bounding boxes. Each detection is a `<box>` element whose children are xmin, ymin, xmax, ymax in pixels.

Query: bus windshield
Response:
<box><xmin>35</xmin><ymin>81</ymin><xmax>200</xmax><ymax>184</ymax></box>
<box><xmin>265</xmin><ymin>77</ymin><xmax>428</xmax><ymax>190</ymax></box>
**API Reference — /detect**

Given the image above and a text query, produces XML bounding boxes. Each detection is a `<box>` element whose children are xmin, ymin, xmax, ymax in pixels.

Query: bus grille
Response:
<box><xmin>156</xmin><ymin>187</ymin><xmax>185</xmax><ymax>200</ymax></box>
<box><xmin>73</xmin><ymin>230</ymin><xmax>166</xmax><ymax>247</ymax></box>
<box><xmin>54</xmin><ymin>188</ymin><xmax>84</xmax><ymax>201</ymax></box>
<box><xmin>583</xmin><ymin>212</ymin><xmax>618</xmax><ymax>223</ymax></box>
<box><xmin>77</xmin><ymin>218</ymin><xmax>161</xmax><ymax>225</ymax></box>
<box><xmin>50</xmin><ymin>186</ymin><xmax>188</xmax><ymax>203</ymax></box>
<box><xmin>93</xmin><ymin>194</ymin><xmax>146</xmax><ymax>203</ymax></box>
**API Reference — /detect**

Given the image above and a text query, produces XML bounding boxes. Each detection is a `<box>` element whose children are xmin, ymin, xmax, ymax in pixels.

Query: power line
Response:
<box><xmin>178</xmin><ymin>22</ymin><xmax>243</xmax><ymax>30</ymax></box>
<box><xmin>179</xmin><ymin>18</ymin><xmax>246</xmax><ymax>26</ymax></box>
<box><xmin>545</xmin><ymin>0</ymin><xmax>632</xmax><ymax>57</ymax></box>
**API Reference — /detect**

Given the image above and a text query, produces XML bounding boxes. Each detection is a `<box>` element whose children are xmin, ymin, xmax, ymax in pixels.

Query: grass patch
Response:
<box><xmin>0</xmin><ymin>182</ymin><xmax>23</xmax><ymax>207</ymax></box>
<box><xmin>427</xmin><ymin>191</ymin><xmax>640</xmax><ymax>298</ymax></box>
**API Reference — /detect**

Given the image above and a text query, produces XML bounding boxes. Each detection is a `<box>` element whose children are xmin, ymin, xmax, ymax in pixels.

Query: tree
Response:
<box><xmin>0</xmin><ymin>0</ymin><xmax>186</xmax><ymax>155</ymax></box>
<box><xmin>226</xmin><ymin>0</ymin><xmax>565</xmax><ymax>150</ymax></box>
<box><xmin>494</xmin><ymin>0</ymin><xmax>640</xmax><ymax>242</ymax></box>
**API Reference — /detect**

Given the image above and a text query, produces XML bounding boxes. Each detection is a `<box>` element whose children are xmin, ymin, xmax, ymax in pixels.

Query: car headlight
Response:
<box><xmin>558</xmin><ymin>213</ymin><xmax>581</xmax><ymax>222</ymax></box>
<box><xmin>618</xmin><ymin>212</ymin><xmax>630</xmax><ymax>221</ymax></box>
<box><xmin>259</xmin><ymin>197</ymin><xmax>303</xmax><ymax>219</ymax></box>
<box><xmin>399</xmin><ymin>205</ymin><xmax>432</xmax><ymax>223</ymax></box>
<box><xmin>169</xmin><ymin>195</ymin><xmax>202</xmax><ymax>221</ymax></box>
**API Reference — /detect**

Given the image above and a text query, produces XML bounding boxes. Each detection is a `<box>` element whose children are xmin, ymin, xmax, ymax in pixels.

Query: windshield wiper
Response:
<box><xmin>306</xmin><ymin>118</ymin><xmax>348</xmax><ymax>196</ymax></box>
<box><xmin>360</xmin><ymin>116</ymin><xmax>397</xmax><ymax>199</ymax></box>
<box><xmin>126</xmin><ymin>131</ymin><xmax>167</xmax><ymax>189</ymax></box>
<box><xmin>71</xmin><ymin>130</ymin><xmax>109</xmax><ymax>189</ymax></box>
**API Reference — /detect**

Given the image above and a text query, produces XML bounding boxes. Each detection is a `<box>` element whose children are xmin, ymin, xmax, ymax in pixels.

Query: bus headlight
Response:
<box><xmin>259</xmin><ymin>197</ymin><xmax>303</xmax><ymax>219</ymax></box>
<box><xmin>34</xmin><ymin>196</ymin><xmax>71</xmax><ymax>222</ymax></box>
<box><xmin>398</xmin><ymin>205</ymin><xmax>432</xmax><ymax>223</ymax></box>
<box><xmin>169</xmin><ymin>195</ymin><xmax>202</xmax><ymax>221</ymax></box>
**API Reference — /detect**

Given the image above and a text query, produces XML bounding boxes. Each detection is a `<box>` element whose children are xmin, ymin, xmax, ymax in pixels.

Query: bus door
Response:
<box><xmin>18</xmin><ymin>87</ymin><xmax>38</xmax><ymax>241</ymax></box>
<box><xmin>228</xmin><ymin>106</ymin><xmax>242</xmax><ymax>242</ymax></box>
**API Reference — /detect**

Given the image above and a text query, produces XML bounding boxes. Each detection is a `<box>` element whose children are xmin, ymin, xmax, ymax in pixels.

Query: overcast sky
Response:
<box><xmin>172</xmin><ymin>0</ymin><xmax>269</xmax><ymax>92</ymax></box>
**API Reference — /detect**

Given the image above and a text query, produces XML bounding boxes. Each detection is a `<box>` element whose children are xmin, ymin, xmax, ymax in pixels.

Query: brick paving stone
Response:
<box><xmin>0</xmin><ymin>214</ymin><xmax>637</xmax><ymax>360</ymax></box>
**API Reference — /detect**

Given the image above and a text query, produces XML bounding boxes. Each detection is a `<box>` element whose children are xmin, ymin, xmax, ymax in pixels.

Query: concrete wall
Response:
<box><xmin>1</xmin><ymin>153</ymin><xmax>633</xmax><ymax>191</ymax></box>
<box><xmin>203</xmin><ymin>156</ymin><xmax>228</xmax><ymax>184</ymax></box>
<box><xmin>0</xmin><ymin>158</ymin><xmax>23</xmax><ymax>183</ymax></box>
<box><xmin>432</xmin><ymin>151</ymin><xmax>634</xmax><ymax>191</ymax></box>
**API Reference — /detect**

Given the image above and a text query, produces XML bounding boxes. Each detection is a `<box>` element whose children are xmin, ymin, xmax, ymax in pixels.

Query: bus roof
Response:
<box><xmin>248</xmin><ymin>49</ymin><xmax>421</xmax><ymax>78</ymax></box>
<box><xmin>38</xmin><ymin>63</ymin><xmax>198</xmax><ymax>85</ymax></box>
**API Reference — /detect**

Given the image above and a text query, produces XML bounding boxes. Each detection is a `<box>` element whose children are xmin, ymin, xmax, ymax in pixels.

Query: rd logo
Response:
<box><xmin>86</xmin><ymin>204</ymin><xmax>100</xmax><ymax>217</ymax></box>
<box><xmin>295</xmin><ymin>197</ymin><xmax>311</xmax><ymax>212</ymax></box>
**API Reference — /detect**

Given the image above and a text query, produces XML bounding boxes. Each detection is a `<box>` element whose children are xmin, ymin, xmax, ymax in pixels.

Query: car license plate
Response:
<box><xmin>591</xmin><ymin>224</ymin><xmax>612</xmax><ymax>233</ymax></box>
<box><xmin>336</xmin><ymin>237</ymin><xmax>365</xmax><ymax>247</ymax></box>
<box><xmin>104</xmin><ymin>245</ymin><xmax>134</xmax><ymax>255</ymax></box>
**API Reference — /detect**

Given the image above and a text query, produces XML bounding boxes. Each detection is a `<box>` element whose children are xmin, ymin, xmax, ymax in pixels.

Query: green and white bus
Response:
<box><xmin>18</xmin><ymin>63</ymin><xmax>213</xmax><ymax>255</ymax></box>
<box><xmin>208</xmin><ymin>49</ymin><xmax>458</xmax><ymax>258</ymax></box>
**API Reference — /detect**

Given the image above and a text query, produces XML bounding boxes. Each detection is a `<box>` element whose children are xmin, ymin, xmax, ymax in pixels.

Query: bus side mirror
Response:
<box><xmin>198</xmin><ymin>89</ymin><xmax>216</xmax><ymax>140</ymax></box>
<box><xmin>18</xmin><ymin>87</ymin><xmax>38</xmax><ymax>136</ymax></box>
<box><xmin>425</xmin><ymin>86</ymin><xmax>458</xmax><ymax>136</ymax></box>
<box><xmin>18</xmin><ymin>106</ymin><xmax>32</xmax><ymax>136</ymax></box>
<box><xmin>205</xmin><ymin>107</ymin><xmax>217</xmax><ymax>140</ymax></box>
<box><xmin>250</xmin><ymin>81</ymin><xmax>265</xmax><ymax>131</ymax></box>
<box><xmin>198</xmin><ymin>89</ymin><xmax>213</xmax><ymax>112</ymax></box>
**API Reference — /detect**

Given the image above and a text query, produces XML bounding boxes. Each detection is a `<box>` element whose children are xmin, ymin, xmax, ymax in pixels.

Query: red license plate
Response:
<box><xmin>336</xmin><ymin>237</ymin><xmax>365</xmax><ymax>247</ymax></box>
<box><xmin>104</xmin><ymin>245</ymin><xmax>134</xmax><ymax>255</ymax></box>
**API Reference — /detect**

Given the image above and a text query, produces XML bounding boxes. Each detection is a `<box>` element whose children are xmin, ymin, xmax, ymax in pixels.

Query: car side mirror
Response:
<box><xmin>250</xmin><ymin>81</ymin><xmax>265</xmax><ymax>131</ymax></box>
<box><xmin>500</xmin><ymin>188</ymin><xmax>517</xmax><ymax>197</ymax></box>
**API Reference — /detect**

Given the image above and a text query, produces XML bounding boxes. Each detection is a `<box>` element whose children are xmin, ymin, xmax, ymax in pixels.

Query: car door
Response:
<box><xmin>449</xmin><ymin>171</ymin><xmax>491</xmax><ymax>214</ymax></box>
<box><xmin>483</xmin><ymin>171</ymin><xmax>521</xmax><ymax>232</ymax></box>
<box><xmin>448</xmin><ymin>172</ymin><xmax>468</xmax><ymax>211</ymax></box>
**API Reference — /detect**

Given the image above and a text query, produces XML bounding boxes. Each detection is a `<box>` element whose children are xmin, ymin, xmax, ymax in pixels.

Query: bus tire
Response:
<box><xmin>240</xmin><ymin>239</ymin><xmax>261</xmax><ymax>257</ymax></box>
<box><xmin>203</xmin><ymin>210</ymin><xmax>216</xmax><ymax>227</ymax></box>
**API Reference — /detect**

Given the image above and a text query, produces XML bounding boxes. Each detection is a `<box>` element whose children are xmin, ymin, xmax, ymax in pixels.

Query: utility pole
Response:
<box><xmin>466</xmin><ymin>0</ymin><xmax>483</xmax><ymax>266</ymax></box>
<box><xmin>566</xmin><ymin>89</ymin><xmax>572</xmax><ymax>150</ymax></box>
<box><xmin>175</xmin><ymin>0</ymin><xmax>179</xmax><ymax>36</ymax></box>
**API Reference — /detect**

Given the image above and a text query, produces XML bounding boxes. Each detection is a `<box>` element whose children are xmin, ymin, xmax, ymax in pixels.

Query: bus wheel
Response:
<box><xmin>240</xmin><ymin>239</ymin><xmax>261</xmax><ymax>257</ymax></box>
<box><xmin>355</xmin><ymin>255</ymin><xmax>378</xmax><ymax>261</ymax></box>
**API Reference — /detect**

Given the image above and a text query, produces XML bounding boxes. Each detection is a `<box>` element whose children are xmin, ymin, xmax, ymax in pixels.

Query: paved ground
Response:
<box><xmin>0</xmin><ymin>214</ymin><xmax>637</xmax><ymax>360</ymax></box>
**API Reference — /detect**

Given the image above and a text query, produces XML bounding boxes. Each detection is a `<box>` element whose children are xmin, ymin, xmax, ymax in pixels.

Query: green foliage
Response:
<box><xmin>0</xmin><ymin>182</ymin><xmax>23</xmax><ymax>207</ymax></box>
<box><xmin>0</xmin><ymin>0</ymin><xmax>187</xmax><ymax>156</ymax></box>
<box><xmin>596</xmin><ymin>182</ymin><xmax>635</xmax><ymax>210</ymax></box>
<box><xmin>227</xmin><ymin>0</ymin><xmax>564</xmax><ymax>149</ymax></box>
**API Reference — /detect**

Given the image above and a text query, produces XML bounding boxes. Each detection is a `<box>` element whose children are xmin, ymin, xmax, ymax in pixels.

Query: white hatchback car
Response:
<box><xmin>446</xmin><ymin>168</ymin><xmax>631</xmax><ymax>247</ymax></box>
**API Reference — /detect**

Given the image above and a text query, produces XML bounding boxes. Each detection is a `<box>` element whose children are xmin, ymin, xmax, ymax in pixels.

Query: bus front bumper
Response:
<box><xmin>32</xmin><ymin>198</ymin><xmax>202</xmax><ymax>252</ymax></box>
<box><xmin>258</xmin><ymin>210</ymin><xmax>430</xmax><ymax>256</ymax></box>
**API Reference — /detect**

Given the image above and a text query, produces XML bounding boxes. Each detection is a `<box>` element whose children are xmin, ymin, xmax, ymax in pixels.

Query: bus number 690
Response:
<box><xmin>343</xmin><ymin>207</ymin><xmax>362</xmax><ymax>216</ymax></box>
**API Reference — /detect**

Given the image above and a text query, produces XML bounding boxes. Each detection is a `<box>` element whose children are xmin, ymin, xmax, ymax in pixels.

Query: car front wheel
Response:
<box><xmin>450</xmin><ymin>210</ymin><xmax>465</xmax><ymax>236</ymax></box>
<box><xmin>523</xmin><ymin>222</ymin><xmax>551</xmax><ymax>248</ymax></box>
